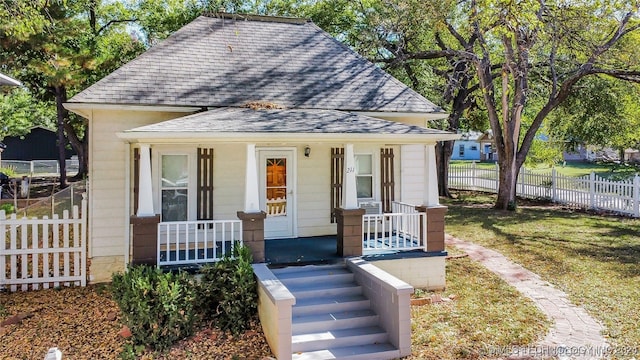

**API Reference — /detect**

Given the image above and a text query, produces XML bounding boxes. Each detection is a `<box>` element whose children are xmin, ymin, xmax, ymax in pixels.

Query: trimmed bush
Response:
<box><xmin>197</xmin><ymin>245</ymin><xmax>258</xmax><ymax>334</ymax></box>
<box><xmin>111</xmin><ymin>266</ymin><xmax>197</xmax><ymax>351</ymax></box>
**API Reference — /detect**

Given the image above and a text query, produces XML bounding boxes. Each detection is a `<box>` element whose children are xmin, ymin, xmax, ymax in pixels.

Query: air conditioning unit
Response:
<box><xmin>358</xmin><ymin>201</ymin><xmax>382</xmax><ymax>214</ymax></box>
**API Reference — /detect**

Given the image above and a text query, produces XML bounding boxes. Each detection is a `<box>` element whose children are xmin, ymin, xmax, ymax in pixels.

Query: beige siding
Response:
<box><xmin>400</xmin><ymin>144</ymin><xmax>426</xmax><ymax>206</ymax></box>
<box><xmin>88</xmin><ymin>109</ymin><xmax>192</xmax><ymax>276</ymax></box>
<box><xmin>296</xmin><ymin>144</ymin><xmax>335</xmax><ymax>236</ymax></box>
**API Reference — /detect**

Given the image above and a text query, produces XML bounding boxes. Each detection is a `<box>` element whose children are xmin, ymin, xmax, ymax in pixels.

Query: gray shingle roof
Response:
<box><xmin>70</xmin><ymin>14</ymin><xmax>442</xmax><ymax>113</ymax></box>
<box><xmin>126</xmin><ymin>108</ymin><xmax>452</xmax><ymax>135</ymax></box>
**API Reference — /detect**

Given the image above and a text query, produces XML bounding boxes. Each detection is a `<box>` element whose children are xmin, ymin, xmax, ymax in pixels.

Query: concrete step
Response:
<box><xmin>293</xmin><ymin>294</ymin><xmax>370</xmax><ymax>316</ymax></box>
<box><xmin>291</xmin><ymin>343</ymin><xmax>400</xmax><ymax>360</ymax></box>
<box><xmin>287</xmin><ymin>281</ymin><xmax>362</xmax><ymax>300</ymax></box>
<box><xmin>270</xmin><ymin>264</ymin><xmax>345</xmax><ymax>275</ymax></box>
<box><xmin>276</xmin><ymin>268</ymin><xmax>354</xmax><ymax>286</ymax></box>
<box><xmin>291</xmin><ymin>326</ymin><xmax>389</xmax><ymax>353</ymax></box>
<box><xmin>292</xmin><ymin>309</ymin><xmax>378</xmax><ymax>335</ymax></box>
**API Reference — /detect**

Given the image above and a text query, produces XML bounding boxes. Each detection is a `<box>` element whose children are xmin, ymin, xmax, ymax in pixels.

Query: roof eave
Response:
<box><xmin>116</xmin><ymin>131</ymin><xmax>461</xmax><ymax>144</ymax></box>
<box><xmin>64</xmin><ymin>102</ymin><xmax>202</xmax><ymax>118</ymax></box>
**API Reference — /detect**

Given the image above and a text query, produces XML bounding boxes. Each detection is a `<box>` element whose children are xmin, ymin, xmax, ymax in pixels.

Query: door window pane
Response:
<box><xmin>266</xmin><ymin>158</ymin><xmax>287</xmax><ymax>217</ymax></box>
<box><xmin>161</xmin><ymin>155</ymin><xmax>188</xmax><ymax>221</ymax></box>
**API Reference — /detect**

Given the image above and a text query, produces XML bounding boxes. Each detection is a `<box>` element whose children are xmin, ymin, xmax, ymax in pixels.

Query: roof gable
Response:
<box><xmin>69</xmin><ymin>14</ymin><xmax>442</xmax><ymax>114</ymax></box>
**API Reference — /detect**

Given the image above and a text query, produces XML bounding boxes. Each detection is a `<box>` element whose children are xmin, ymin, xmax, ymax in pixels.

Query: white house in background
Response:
<box><xmin>65</xmin><ymin>14</ymin><xmax>460</xmax><ymax>359</ymax></box>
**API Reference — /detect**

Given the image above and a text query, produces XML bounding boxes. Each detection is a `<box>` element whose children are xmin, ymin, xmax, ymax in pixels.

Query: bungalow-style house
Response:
<box><xmin>1</xmin><ymin>126</ymin><xmax>76</xmax><ymax>161</ymax></box>
<box><xmin>66</xmin><ymin>13</ymin><xmax>459</xmax><ymax>360</ymax></box>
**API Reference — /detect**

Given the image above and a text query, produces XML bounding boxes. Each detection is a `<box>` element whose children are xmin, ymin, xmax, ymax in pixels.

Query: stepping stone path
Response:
<box><xmin>446</xmin><ymin>235</ymin><xmax>609</xmax><ymax>360</ymax></box>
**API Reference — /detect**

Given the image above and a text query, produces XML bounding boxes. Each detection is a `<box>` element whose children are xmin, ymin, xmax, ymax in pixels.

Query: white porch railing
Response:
<box><xmin>391</xmin><ymin>201</ymin><xmax>419</xmax><ymax>214</ymax></box>
<box><xmin>363</xmin><ymin>211</ymin><xmax>426</xmax><ymax>252</ymax></box>
<box><xmin>157</xmin><ymin>220</ymin><xmax>242</xmax><ymax>267</ymax></box>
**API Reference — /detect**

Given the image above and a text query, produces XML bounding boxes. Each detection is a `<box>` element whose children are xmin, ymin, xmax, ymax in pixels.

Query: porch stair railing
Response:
<box><xmin>157</xmin><ymin>219</ymin><xmax>242</xmax><ymax>267</ymax></box>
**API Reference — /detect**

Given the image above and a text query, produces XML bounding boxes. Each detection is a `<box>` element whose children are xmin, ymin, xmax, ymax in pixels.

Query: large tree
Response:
<box><xmin>365</xmin><ymin>0</ymin><xmax>640</xmax><ymax>209</ymax></box>
<box><xmin>0</xmin><ymin>0</ymin><xmax>144</xmax><ymax>186</ymax></box>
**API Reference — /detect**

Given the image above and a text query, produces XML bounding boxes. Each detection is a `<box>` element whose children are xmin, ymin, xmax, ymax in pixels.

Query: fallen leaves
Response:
<box><xmin>0</xmin><ymin>285</ymin><xmax>273</xmax><ymax>359</ymax></box>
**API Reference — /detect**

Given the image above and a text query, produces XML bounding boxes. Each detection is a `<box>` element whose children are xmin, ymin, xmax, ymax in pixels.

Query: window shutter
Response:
<box><xmin>380</xmin><ymin>147</ymin><xmax>395</xmax><ymax>213</ymax></box>
<box><xmin>330</xmin><ymin>147</ymin><xmax>344</xmax><ymax>223</ymax></box>
<box><xmin>197</xmin><ymin>148</ymin><xmax>214</xmax><ymax>221</ymax></box>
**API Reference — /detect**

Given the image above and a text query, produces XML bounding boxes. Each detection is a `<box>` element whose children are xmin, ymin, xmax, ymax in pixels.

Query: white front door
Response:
<box><xmin>259</xmin><ymin>149</ymin><xmax>296</xmax><ymax>239</ymax></box>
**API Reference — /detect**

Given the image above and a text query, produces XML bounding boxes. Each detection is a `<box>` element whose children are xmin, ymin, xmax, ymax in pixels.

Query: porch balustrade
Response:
<box><xmin>157</xmin><ymin>219</ymin><xmax>242</xmax><ymax>267</ymax></box>
<box><xmin>362</xmin><ymin>204</ymin><xmax>426</xmax><ymax>252</ymax></box>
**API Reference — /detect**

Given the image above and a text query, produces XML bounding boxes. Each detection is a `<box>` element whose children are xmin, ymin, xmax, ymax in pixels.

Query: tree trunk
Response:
<box><xmin>495</xmin><ymin>152</ymin><xmax>521</xmax><ymax>210</ymax></box>
<box><xmin>64</xmin><ymin>120</ymin><xmax>88</xmax><ymax>180</ymax></box>
<box><xmin>436</xmin><ymin>140</ymin><xmax>454</xmax><ymax>197</ymax></box>
<box><xmin>54</xmin><ymin>86</ymin><xmax>68</xmax><ymax>188</ymax></box>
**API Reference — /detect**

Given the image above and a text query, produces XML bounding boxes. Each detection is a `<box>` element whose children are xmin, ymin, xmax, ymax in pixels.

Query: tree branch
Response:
<box><xmin>96</xmin><ymin>18</ymin><xmax>138</xmax><ymax>35</ymax></box>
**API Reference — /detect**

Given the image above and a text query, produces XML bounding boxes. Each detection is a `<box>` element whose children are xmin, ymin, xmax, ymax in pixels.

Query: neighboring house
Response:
<box><xmin>1</xmin><ymin>126</ymin><xmax>75</xmax><ymax>161</ymax></box>
<box><xmin>65</xmin><ymin>14</ymin><xmax>459</xmax><ymax>359</ymax></box>
<box><xmin>451</xmin><ymin>131</ymin><xmax>482</xmax><ymax>160</ymax></box>
<box><xmin>451</xmin><ymin>130</ymin><xmax>498</xmax><ymax>161</ymax></box>
<box><xmin>0</xmin><ymin>72</ymin><xmax>21</xmax><ymax>87</ymax></box>
<box><xmin>0</xmin><ymin>72</ymin><xmax>21</xmax><ymax>164</ymax></box>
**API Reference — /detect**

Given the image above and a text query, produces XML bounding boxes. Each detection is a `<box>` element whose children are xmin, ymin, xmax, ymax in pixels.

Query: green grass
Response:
<box><xmin>410</xmin><ymin>252</ymin><xmax>550</xmax><ymax>359</ymax></box>
<box><xmin>450</xmin><ymin>160</ymin><xmax>639</xmax><ymax>180</ymax></box>
<box><xmin>443</xmin><ymin>191</ymin><xmax>640</xmax><ymax>352</ymax></box>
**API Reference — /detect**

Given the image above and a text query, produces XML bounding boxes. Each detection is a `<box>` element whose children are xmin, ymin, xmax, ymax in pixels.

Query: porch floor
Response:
<box><xmin>265</xmin><ymin>235</ymin><xmax>445</xmax><ymax>266</ymax></box>
<box><xmin>265</xmin><ymin>236</ymin><xmax>341</xmax><ymax>265</ymax></box>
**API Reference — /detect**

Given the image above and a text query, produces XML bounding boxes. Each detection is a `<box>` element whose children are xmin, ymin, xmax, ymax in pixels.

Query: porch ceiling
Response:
<box><xmin>117</xmin><ymin>107</ymin><xmax>460</xmax><ymax>143</ymax></box>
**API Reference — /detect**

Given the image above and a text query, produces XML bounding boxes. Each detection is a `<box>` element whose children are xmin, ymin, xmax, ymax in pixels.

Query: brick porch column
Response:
<box><xmin>415</xmin><ymin>205</ymin><xmax>447</xmax><ymax>252</ymax></box>
<box><xmin>336</xmin><ymin>207</ymin><xmax>365</xmax><ymax>257</ymax></box>
<box><xmin>130</xmin><ymin>215</ymin><xmax>160</xmax><ymax>265</ymax></box>
<box><xmin>237</xmin><ymin>211</ymin><xmax>267</xmax><ymax>262</ymax></box>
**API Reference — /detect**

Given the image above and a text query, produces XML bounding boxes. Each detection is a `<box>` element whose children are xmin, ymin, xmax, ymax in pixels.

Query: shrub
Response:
<box><xmin>111</xmin><ymin>265</ymin><xmax>197</xmax><ymax>352</ymax></box>
<box><xmin>0</xmin><ymin>203</ymin><xmax>14</xmax><ymax>214</ymax></box>
<box><xmin>197</xmin><ymin>245</ymin><xmax>258</xmax><ymax>334</ymax></box>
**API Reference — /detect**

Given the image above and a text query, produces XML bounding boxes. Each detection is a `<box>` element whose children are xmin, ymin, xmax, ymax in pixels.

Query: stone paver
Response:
<box><xmin>446</xmin><ymin>235</ymin><xmax>608</xmax><ymax>360</ymax></box>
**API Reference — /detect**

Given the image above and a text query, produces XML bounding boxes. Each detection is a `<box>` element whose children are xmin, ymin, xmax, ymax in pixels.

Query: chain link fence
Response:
<box><xmin>0</xmin><ymin>159</ymin><xmax>79</xmax><ymax>177</ymax></box>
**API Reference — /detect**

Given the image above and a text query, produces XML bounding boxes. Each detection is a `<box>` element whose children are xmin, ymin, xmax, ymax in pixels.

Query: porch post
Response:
<box><xmin>238</xmin><ymin>143</ymin><xmax>266</xmax><ymax>262</ymax></box>
<box><xmin>341</xmin><ymin>143</ymin><xmax>358</xmax><ymax>209</ymax></box>
<box><xmin>137</xmin><ymin>144</ymin><xmax>154</xmax><ymax>216</ymax></box>
<box><xmin>244</xmin><ymin>143</ymin><xmax>261</xmax><ymax>213</ymax></box>
<box><xmin>131</xmin><ymin>143</ymin><xmax>159</xmax><ymax>266</ymax></box>
<box><xmin>337</xmin><ymin>143</ymin><xmax>364</xmax><ymax>257</ymax></box>
<box><xmin>416</xmin><ymin>143</ymin><xmax>447</xmax><ymax>253</ymax></box>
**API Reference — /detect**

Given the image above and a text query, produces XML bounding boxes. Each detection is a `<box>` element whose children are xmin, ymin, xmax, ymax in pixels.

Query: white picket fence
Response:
<box><xmin>1</xmin><ymin>194</ymin><xmax>87</xmax><ymax>291</ymax></box>
<box><xmin>449</xmin><ymin>163</ymin><xmax>640</xmax><ymax>217</ymax></box>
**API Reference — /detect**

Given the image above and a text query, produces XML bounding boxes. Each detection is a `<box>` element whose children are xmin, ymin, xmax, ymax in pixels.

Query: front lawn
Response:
<box><xmin>409</xmin><ymin>254</ymin><xmax>549</xmax><ymax>359</ymax></box>
<box><xmin>444</xmin><ymin>192</ymin><xmax>640</xmax><ymax>351</ymax></box>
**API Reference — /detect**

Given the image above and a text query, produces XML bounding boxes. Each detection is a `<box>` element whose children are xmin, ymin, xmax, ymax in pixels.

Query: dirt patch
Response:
<box><xmin>0</xmin><ymin>285</ymin><xmax>273</xmax><ymax>360</ymax></box>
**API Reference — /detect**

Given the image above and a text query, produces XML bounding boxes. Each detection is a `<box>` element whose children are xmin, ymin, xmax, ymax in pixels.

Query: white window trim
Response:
<box><xmin>355</xmin><ymin>152</ymin><xmax>376</xmax><ymax>201</ymax></box>
<box><xmin>152</xmin><ymin>146</ymin><xmax>198</xmax><ymax>221</ymax></box>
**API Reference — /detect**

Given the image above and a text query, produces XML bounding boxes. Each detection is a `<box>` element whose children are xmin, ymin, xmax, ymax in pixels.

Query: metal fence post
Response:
<box><xmin>472</xmin><ymin>161</ymin><xmax>476</xmax><ymax>189</ymax></box>
<box><xmin>634</xmin><ymin>175</ymin><xmax>640</xmax><ymax>217</ymax></box>
<box><xmin>495</xmin><ymin>162</ymin><xmax>500</xmax><ymax>192</ymax></box>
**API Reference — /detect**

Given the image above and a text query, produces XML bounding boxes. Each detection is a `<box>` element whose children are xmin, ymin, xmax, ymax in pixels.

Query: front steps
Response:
<box><xmin>270</xmin><ymin>264</ymin><xmax>401</xmax><ymax>360</ymax></box>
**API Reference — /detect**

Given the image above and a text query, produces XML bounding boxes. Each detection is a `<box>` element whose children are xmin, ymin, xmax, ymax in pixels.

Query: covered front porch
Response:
<box><xmin>152</xmin><ymin>198</ymin><xmax>445</xmax><ymax>268</ymax></box>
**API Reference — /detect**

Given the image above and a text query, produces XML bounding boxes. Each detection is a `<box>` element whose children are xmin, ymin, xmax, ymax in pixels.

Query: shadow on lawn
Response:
<box><xmin>445</xmin><ymin>198</ymin><xmax>640</xmax><ymax>278</ymax></box>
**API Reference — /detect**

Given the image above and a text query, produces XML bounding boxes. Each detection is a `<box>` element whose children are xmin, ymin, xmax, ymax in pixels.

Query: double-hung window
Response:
<box><xmin>161</xmin><ymin>154</ymin><xmax>189</xmax><ymax>221</ymax></box>
<box><xmin>355</xmin><ymin>154</ymin><xmax>373</xmax><ymax>199</ymax></box>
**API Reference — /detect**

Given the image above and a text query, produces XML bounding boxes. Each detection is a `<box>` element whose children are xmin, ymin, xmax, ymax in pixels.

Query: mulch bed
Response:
<box><xmin>0</xmin><ymin>285</ymin><xmax>273</xmax><ymax>360</ymax></box>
